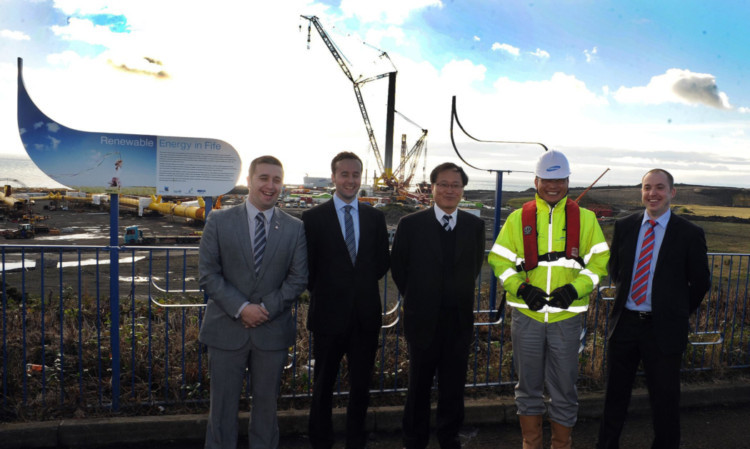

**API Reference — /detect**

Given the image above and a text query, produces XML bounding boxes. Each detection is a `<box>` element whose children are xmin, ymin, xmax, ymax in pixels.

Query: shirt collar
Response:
<box><xmin>643</xmin><ymin>208</ymin><xmax>670</xmax><ymax>228</ymax></box>
<box><xmin>434</xmin><ymin>205</ymin><xmax>456</xmax><ymax>224</ymax></box>
<box><xmin>333</xmin><ymin>193</ymin><xmax>359</xmax><ymax>212</ymax></box>
<box><xmin>246</xmin><ymin>198</ymin><xmax>274</xmax><ymax>222</ymax></box>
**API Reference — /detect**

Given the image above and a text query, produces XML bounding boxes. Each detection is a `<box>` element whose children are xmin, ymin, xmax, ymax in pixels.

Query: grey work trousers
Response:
<box><xmin>511</xmin><ymin>308</ymin><xmax>582</xmax><ymax>427</ymax></box>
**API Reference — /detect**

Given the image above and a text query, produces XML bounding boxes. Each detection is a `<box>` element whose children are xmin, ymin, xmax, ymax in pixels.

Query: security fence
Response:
<box><xmin>1</xmin><ymin>245</ymin><xmax>748</xmax><ymax>420</ymax></box>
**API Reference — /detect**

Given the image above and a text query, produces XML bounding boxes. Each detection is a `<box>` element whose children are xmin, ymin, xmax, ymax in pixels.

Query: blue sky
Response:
<box><xmin>1</xmin><ymin>0</ymin><xmax>748</xmax><ymax>190</ymax></box>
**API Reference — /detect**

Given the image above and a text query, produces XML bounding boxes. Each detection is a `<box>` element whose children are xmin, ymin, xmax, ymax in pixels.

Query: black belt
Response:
<box><xmin>623</xmin><ymin>308</ymin><xmax>652</xmax><ymax>320</ymax></box>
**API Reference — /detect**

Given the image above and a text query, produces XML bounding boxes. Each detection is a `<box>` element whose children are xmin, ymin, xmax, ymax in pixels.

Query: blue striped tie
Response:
<box><xmin>344</xmin><ymin>205</ymin><xmax>356</xmax><ymax>263</ymax></box>
<box><xmin>254</xmin><ymin>213</ymin><xmax>266</xmax><ymax>275</ymax></box>
<box><xmin>443</xmin><ymin>214</ymin><xmax>452</xmax><ymax>231</ymax></box>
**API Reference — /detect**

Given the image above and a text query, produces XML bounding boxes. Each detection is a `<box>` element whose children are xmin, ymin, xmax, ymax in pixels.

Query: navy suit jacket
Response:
<box><xmin>302</xmin><ymin>199</ymin><xmax>390</xmax><ymax>335</ymax></box>
<box><xmin>607</xmin><ymin>211</ymin><xmax>711</xmax><ymax>354</ymax></box>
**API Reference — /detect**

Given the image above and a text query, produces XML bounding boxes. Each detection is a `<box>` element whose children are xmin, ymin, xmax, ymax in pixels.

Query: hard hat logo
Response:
<box><xmin>535</xmin><ymin>150</ymin><xmax>571</xmax><ymax>179</ymax></box>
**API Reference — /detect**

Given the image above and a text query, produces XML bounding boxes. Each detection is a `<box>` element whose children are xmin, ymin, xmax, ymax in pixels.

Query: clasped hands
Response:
<box><xmin>240</xmin><ymin>303</ymin><xmax>269</xmax><ymax>329</ymax></box>
<box><xmin>517</xmin><ymin>283</ymin><xmax>578</xmax><ymax>311</ymax></box>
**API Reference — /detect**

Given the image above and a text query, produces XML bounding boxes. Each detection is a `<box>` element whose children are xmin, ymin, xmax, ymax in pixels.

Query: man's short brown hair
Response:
<box><xmin>249</xmin><ymin>155</ymin><xmax>283</xmax><ymax>177</ymax></box>
<box><xmin>643</xmin><ymin>168</ymin><xmax>674</xmax><ymax>189</ymax></box>
<box><xmin>330</xmin><ymin>152</ymin><xmax>363</xmax><ymax>175</ymax></box>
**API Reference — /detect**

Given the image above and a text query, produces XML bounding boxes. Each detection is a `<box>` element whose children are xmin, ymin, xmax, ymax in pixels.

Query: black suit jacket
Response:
<box><xmin>390</xmin><ymin>207</ymin><xmax>486</xmax><ymax>349</ymax></box>
<box><xmin>608</xmin><ymin>211</ymin><xmax>711</xmax><ymax>354</ymax></box>
<box><xmin>302</xmin><ymin>199</ymin><xmax>390</xmax><ymax>335</ymax></box>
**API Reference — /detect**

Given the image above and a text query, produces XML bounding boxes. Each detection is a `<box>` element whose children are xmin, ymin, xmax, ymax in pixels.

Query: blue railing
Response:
<box><xmin>1</xmin><ymin>245</ymin><xmax>748</xmax><ymax>418</ymax></box>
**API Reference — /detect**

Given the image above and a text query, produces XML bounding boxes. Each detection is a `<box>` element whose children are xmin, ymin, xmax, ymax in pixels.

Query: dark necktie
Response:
<box><xmin>254</xmin><ymin>213</ymin><xmax>266</xmax><ymax>275</ymax></box>
<box><xmin>631</xmin><ymin>219</ymin><xmax>657</xmax><ymax>305</ymax></box>
<box><xmin>442</xmin><ymin>214</ymin><xmax>452</xmax><ymax>231</ymax></box>
<box><xmin>344</xmin><ymin>205</ymin><xmax>356</xmax><ymax>263</ymax></box>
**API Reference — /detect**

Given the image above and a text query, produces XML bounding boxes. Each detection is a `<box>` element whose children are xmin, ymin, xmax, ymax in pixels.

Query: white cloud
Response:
<box><xmin>491</xmin><ymin>42</ymin><xmax>519</xmax><ymax>57</ymax></box>
<box><xmin>46</xmin><ymin>123</ymin><xmax>60</xmax><ymax>133</ymax></box>
<box><xmin>440</xmin><ymin>59</ymin><xmax>486</xmax><ymax>85</ymax></box>
<box><xmin>1</xmin><ymin>30</ymin><xmax>31</xmax><ymax>41</ymax></box>
<box><xmin>584</xmin><ymin>46</ymin><xmax>597</xmax><ymax>63</ymax></box>
<box><xmin>529</xmin><ymin>48</ymin><xmax>550</xmax><ymax>59</ymax></box>
<box><xmin>364</xmin><ymin>25</ymin><xmax>407</xmax><ymax>48</ymax></box>
<box><xmin>339</xmin><ymin>0</ymin><xmax>443</xmax><ymax>25</ymax></box>
<box><xmin>47</xmin><ymin>50</ymin><xmax>83</xmax><ymax>66</ymax></box>
<box><xmin>738</xmin><ymin>107</ymin><xmax>750</xmax><ymax>114</ymax></box>
<box><xmin>473</xmin><ymin>36</ymin><xmax>480</xmax><ymax>42</ymax></box>
<box><xmin>613</xmin><ymin>68</ymin><xmax>732</xmax><ymax>109</ymax></box>
<box><xmin>50</xmin><ymin>17</ymin><xmax>123</xmax><ymax>47</ymax></box>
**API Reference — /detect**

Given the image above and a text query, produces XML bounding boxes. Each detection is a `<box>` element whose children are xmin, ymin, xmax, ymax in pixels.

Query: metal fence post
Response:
<box><xmin>109</xmin><ymin>193</ymin><xmax>120</xmax><ymax>411</ymax></box>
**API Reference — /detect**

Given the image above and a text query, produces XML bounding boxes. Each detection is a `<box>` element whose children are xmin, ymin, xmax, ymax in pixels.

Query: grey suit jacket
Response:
<box><xmin>198</xmin><ymin>201</ymin><xmax>308</xmax><ymax>351</ymax></box>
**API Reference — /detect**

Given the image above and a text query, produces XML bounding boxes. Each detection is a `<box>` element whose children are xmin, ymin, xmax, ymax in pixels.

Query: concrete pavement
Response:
<box><xmin>2</xmin><ymin>380</ymin><xmax>750</xmax><ymax>448</ymax></box>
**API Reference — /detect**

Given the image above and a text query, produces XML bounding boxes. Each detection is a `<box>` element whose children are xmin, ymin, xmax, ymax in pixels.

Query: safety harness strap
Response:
<box><xmin>519</xmin><ymin>198</ymin><xmax>583</xmax><ymax>272</ymax></box>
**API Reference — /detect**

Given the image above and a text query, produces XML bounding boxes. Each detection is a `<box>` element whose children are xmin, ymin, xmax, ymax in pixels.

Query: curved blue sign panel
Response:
<box><xmin>17</xmin><ymin>58</ymin><xmax>241</xmax><ymax>196</ymax></box>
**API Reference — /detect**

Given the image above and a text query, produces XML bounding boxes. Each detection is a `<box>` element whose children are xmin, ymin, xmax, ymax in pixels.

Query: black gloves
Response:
<box><xmin>548</xmin><ymin>284</ymin><xmax>578</xmax><ymax>309</ymax></box>
<box><xmin>517</xmin><ymin>283</ymin><xmax>548</xmax><ymax>311</ymax></box>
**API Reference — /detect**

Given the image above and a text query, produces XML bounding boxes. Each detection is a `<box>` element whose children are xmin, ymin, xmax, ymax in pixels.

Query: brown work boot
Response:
<box><xmin>519</xmin><ymin>415</ymin><xmax>543</xmax><ymax>449</ymax></box>
<box><xmin>549</xmin><ymin>420</ymin><xmax>572</xmax><ymax>449</ymax></box>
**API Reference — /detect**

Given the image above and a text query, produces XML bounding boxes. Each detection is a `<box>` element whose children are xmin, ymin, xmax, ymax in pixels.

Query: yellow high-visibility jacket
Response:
<box><xmin>488</xmin><ymin>194</ymin><xmax>610</xmax><ymax>323</ymax></box>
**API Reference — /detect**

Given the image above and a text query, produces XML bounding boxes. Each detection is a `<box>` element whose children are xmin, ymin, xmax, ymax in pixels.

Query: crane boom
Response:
<box><xmin>574</xmin><ymin>168</ymin><xmax>610</xmax><ymax>203</ymax></box>
<box><xmin>302</xmin><ymin>15</ymin><xmax>388</xmax><ymax>175</ymax></box>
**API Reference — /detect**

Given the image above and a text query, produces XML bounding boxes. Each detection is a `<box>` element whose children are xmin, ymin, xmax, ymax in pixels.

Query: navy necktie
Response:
<box><xmin>442</xmin><ymin>214</ymin><xmax>452</xmax><ymax>231</ymax></box>
<box><xmin>344</xmin><ymin>205</ymin><xmax>356</xmax><ymax>263</ymax></box>
<box><xmin>254</xmin><ymin>213</ymin><xmax>266</xmax><ymax>275</ymax></box>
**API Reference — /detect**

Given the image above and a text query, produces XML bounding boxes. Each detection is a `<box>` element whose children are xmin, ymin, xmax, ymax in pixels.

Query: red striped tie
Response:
<box><xmin>631</xmin><ymin>220</ymin><xmax>657</xmax><ymax>305</ymax></box>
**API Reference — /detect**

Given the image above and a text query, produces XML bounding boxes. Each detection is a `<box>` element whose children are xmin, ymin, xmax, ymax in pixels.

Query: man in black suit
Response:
<box><xmin>391</xmin><ymin>162</ymin><xmax>485</xmax><ymax>449</ymax></box>
<box><xmin>596</xmin><ymin>168</ymin><xmax>711</xmax><ymax>449</ymax></box>
<box><xmin>302</xmin><ymin>151</ymin><xmax>390</xmax><ymax>449</ymax></box>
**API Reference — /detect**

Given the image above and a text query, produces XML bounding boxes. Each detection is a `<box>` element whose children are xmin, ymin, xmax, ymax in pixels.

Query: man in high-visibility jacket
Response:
<box><xmin>488</xmin><ymin>150</ymin><xmax>609</xmax><ymax>449</ymax></box>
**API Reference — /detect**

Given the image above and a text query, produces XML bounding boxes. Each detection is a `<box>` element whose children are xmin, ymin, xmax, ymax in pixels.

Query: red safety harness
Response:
<box><xmin>519</xmin><ymin>198</ymin><xmax>584</xmax><ymax>272</ymax></box>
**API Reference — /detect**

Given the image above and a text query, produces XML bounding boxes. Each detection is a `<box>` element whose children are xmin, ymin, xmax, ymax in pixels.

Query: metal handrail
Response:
<box><xmin>473</xmin><ymin>309</ymin><xmax>504</xmax><ymax>326</ymax></box>
<box><xmin>689</xmin><ymin>331</ymin><xmax>724</xmax><ymax>346</ymax></box>
<box><xmin>151</xmin><ymin>279</ymin><xmax>201</xmax><ymax>294</ymax></box>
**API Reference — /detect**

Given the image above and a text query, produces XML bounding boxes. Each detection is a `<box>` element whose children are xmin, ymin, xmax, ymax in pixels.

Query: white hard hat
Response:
<box><xmin>535</xmin><ymin>150</ymin><xmax>571</xmax><ymax>179</ymax></box>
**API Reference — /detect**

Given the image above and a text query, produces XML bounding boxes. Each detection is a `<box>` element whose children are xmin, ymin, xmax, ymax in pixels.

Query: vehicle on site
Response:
<box><xmin>123</xmin><ymin>225</ymin><xmax>201</xmax><ymax>245</ymax></box>
<box><xmin>2</xmin><ymin>223</ymin><xmax>35</xmax><ymax>239</ymax></box>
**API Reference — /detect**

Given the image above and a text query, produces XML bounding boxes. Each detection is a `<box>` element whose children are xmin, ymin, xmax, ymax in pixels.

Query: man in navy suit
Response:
<box><xmin>302</xmin><ymin>152</ymin><xmax>390</xmax><ymax>449</ymax></box>
<box><xmin>391</xmin><ymin>162</ymin><xmax>485</xmax><ymax>449</ymax></box>
<box><xmin>596</xmin><ymin>169</ymin><xmax>711</xmax><ymax>449</ymax></box>
<box><xmin>199</xmin><ymin>155</ymin><xmax>308</xmax><ymax>449</ymax></box>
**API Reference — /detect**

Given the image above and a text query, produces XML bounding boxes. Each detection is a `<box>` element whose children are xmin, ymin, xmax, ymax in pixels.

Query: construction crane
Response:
<box><xmin>391</xmin><ymin>110</ymin><xmax>428</xmax><ymax>189</ymax></box>
<box><xmin>301</xmin><ymin>15</ymin><xmax>398</xmax><ymax>186</ymax></box>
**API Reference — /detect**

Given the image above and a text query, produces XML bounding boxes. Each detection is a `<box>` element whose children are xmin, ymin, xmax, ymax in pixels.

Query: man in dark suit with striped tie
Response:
<box><xmin>391</xmin><ymin>162</ymin><xmax>485</xmax><ymax>449</ymax></box>
<box><xmin>302</xmin><ymin>152</ymin><xmax>390</xmax><ymax>449</ymax></box>
<box><xmin>596</xmin><ymin>169</ymin><xmax>711</xmax><ymax>449</ymax></box>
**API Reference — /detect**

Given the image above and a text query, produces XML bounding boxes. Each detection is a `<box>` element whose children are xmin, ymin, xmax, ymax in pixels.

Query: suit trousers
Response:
<box><xmin>402</xmin><ymin>309</ymin><xmax>470</xmax><ymax>449</ymax></box>
<box><xmin>204</xmin><ymin>338</ymin><xmax>287</xmax><ymax>449</ymax></box>
<box><xmin>308</xmin><ymin>326</ymin><xmax>379</xmax><ymax>449</ymax></box>
<box><xmin>511</xmin><ymin>309</ymin><xmax>581</xmax><ymax>427</ymax></box>
<box><xmin>596</xmin><ymin>310</ymin><xmax>682</xmax><ymax>449</ymax></box>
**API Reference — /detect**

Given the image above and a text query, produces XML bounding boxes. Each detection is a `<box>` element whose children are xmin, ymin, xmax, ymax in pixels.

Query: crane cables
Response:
<box><xmin>450</xmin><ymin>95</ymin><xmax>547</xmax><ymax>173</ymax></box>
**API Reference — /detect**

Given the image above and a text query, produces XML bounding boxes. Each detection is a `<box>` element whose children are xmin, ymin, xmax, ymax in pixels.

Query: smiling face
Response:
<box><xmin>247</xmin><ymin>163</ymin><xmax>283</xmax><ymax>211</ymax></box>
<box><xmin>641</xmin><ymin>170</ymin><xmax>676</xmax><ymax>219</ymax></box>
<box><xmin>534</xmin><ymin>177</ymin><xmax>569</xmax><ymax>206</ymax></box>
<box><xmin>332</xmin><ymin>157</ymin><xmax>362</xmax><ymax>203</ymax></box>
<box><xmin>432</xmin><ymin>169</ymin><xmax>464</xmax><ymax>214</ymax></box>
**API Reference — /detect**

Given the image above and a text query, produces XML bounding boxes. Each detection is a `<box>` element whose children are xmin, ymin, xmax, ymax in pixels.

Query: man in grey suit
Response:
<box><xmin>199</xmin><ymin>155</ymin><xmax>308</xmax><ymax>449</ymax></box>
